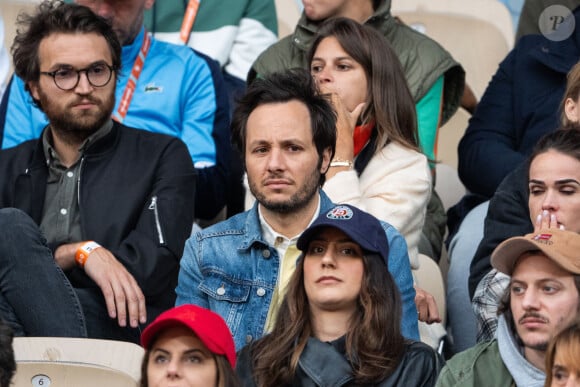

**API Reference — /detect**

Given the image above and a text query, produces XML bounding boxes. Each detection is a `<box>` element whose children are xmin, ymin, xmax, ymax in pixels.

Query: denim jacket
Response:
<box><xmin>176</xmin><ymin>191</ymin><xmax>419</xmax><ymax>350</ymax></box>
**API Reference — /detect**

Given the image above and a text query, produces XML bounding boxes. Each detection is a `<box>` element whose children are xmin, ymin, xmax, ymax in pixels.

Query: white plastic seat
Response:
<box><xmin>435</xmin><ymin>163</ymin><xmax>466</xmax><ymax>213</ymax></box>
<box><xmin>274</xmin><ymin>0</ymin><xmax>301</xmax><ymax>38</ymax></box>
<box><xmin>437</xmin><ymin>107</ymin><xmax>471</xmax><ymax>169</ymax></box>
<box><xmin>391</xmin><ymin>0</ymin><xmax>513</xmax><ymax>100</ymax></box>
<box><xmin>13</xmin><ymin>362</ymin><xmax>138</xmax><ymax>387</ymax></box>
<box><xmin>12</xmin><ymin>337</ymin><xmax>144</xmax><ymax>387</ymax></box>
<box><xmin>391</xmin><ymin>0</ymin><xmax>514</xmax><ymax>48</ymax></box>
<box><xmin>415</xmin><ymin>253</ymin><xmax>448</xmax><ymax>351</ymax></box>
<box><xmin>415</xmin><ymin>253</ymin><xmax>447</xmax><ymax>326</ymax></box>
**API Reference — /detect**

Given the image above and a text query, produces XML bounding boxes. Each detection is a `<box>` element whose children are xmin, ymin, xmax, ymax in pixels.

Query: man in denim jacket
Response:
<box><xmin>176</xmin><ymin>69</ymin><xmax>418</xmax><ymax>350</ymax></box>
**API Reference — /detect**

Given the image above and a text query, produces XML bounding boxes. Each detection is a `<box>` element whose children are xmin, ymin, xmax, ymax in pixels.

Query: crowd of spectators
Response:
<box><xmin>1</xmin><ymin>0</ymin><xmax>580</xmax><ymax>386</ymax></box>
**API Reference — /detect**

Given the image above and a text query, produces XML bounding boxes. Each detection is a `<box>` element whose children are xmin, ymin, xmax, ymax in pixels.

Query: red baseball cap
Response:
<box><xmin>141</xmin><ymin>304</ymin><xmax>236</xmax><ymax>368</ymax></box>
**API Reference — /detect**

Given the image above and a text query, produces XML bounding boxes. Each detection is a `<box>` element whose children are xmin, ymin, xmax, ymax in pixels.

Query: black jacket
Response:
<box><xmin>236</xmin><ymin>337</ymin><xmax>444</xmax><ymax>387</ymax></box>
<box><xmin>0</xmin><ymin>121</ymin><xmax>196</xmax><ymax>309</ymax></box>
<box><xmin>468</xmin><ymin>161</ymin><xmax>532</xmax><ymax>297</ymax></box>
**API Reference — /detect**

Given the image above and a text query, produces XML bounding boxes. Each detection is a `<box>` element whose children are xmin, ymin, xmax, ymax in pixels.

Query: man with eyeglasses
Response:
<box><xmin>0</xmin><ymin>1</ymin><xmax>196</xmax><ymax>343</ymax></box>
<box><xmin>0</xmin><ymin>0</ymin><xmax>230</xmax><ymax>223</ymax></box>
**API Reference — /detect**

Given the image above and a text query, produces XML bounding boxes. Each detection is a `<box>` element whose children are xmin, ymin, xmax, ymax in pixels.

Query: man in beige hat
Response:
<box><xmin>437</xmin><ymin>228</ymin><xmax>580</xmax><ymax>387</ymax></box>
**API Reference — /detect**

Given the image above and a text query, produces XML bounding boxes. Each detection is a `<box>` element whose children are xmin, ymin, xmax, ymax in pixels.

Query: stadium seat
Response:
<box><xmin>392</xmin><ymin>0</ymin><xmax>513</xmax><ymax>99</ymax></box>
<box><xmin>12</xmin><ymin>337</ymin><xmax>144</xmax><ymax>387</ymax></box>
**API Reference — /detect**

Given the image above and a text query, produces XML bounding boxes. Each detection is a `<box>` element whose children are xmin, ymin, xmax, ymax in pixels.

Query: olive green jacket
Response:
<box><xmin>436</xmin><ymin>340</ymin><xmax>515</xmax><ymax>387</ymax></box>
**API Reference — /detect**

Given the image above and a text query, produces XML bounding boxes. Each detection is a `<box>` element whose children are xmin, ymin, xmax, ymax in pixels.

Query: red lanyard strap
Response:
<box><xmin>113</xmin><ymin>32</ymin><xmax>151</xmax><ymax>123</ymax></box>
<box><xmin>180</xmin><ymin>0</ymin><xmax>201</xmax><ymax>44</ymax></box>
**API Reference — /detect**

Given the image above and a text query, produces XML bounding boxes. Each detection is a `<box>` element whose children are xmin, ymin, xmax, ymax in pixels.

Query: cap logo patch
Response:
<box><xmin>326</xmin><ymin>206</ymin><xmax>353</xmax><ymax>220</ymax></box>
<box><xmin>533</xmin><ymin>233</ymin><xmax>554</xmax><ymax>245</ymax></box>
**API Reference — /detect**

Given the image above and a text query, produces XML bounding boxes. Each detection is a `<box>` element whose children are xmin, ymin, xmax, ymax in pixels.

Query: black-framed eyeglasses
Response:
<box><xmin>40</xmin><ymin>62</ymin><xmax>114</xmax><ymax>91</ymax></box>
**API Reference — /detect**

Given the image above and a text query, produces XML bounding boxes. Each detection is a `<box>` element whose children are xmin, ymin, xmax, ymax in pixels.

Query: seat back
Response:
<box><xmin>13</xmin><ymin>337</ymin><xmax>144</xmax><ymax>386</ymax></box>
<box><xmin>13</xmin><ymin>362</ymin><xmax>138</xmax><ymax>387</ymax></box>
<box><xmin>2</xmin><ymin>1</ymin><xmax>40</xmax><ymax>62</ymax></box>
<box><xmin>274</xmin><ymin>0</ymin><xmax>301</xmax><ymax>38</ymax></box>
<box><xmin>392</xmin><ymin>0</ymin><xmax>513</xmax><ymax>99</ymax></box>
<box><xmin>435</xmin><ymin>163</ymin><xmax>466</xmax><ymax>213</ymax></box>
<box><xmin>415</xmin><ymin>254</ymin><xmax>447</xmax><ymax>351</ymax></box>
<box><xmin>437</xmin><ymin>107</ymin><xmax>471</xmax><ymax>169</ymax></box>
<box><xmin>392</xmin><ymin>0</ymin><xmax>514</xmax><ymax>48</ymax></box>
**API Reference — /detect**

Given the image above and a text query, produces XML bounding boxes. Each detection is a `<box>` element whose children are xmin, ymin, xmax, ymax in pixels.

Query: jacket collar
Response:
<box><xmin>30</xmin><ymin>121</ymin><xmax>121</xmax><ymax>169</ymax></box>
<box><xmin>297</xmin><ymin>336</ymin><xmax>354</xmax><ymax>386</ymax></box>
<box><xmin>238</xmin><ymin>190</ymin><xmax>335</xmax><ymax>251</ymax></box>
<box><xmin>292</xmin><ymin>0</ymin><xmax>392</xmax><ymax>52</ymax></box>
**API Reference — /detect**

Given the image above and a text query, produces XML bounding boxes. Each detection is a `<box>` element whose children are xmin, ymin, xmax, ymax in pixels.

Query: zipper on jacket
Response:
<box><xmin>149</xmin><ymin>196</ymin><xmax>165</xmax><ymax>244</ymax></box>
<box><xmin>76</xmin><ymin>157</ymin><xmax>85</xmax><ymax>205</ymax></box>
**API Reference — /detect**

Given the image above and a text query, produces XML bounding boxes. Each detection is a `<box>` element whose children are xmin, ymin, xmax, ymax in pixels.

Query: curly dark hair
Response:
<box><xmin>11</xmin><ymin>0</ymin><xmax>121</xmax><ymax>101</ymax></box>
<box><xmin>231</xmin><ymin>68</ymin><xmax>337</xmax><ymax>186</ymax></box>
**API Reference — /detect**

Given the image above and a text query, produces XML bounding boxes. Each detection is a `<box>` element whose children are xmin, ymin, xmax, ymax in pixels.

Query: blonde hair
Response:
<box><xmin>544</xmin><ymin>320</ymin><xmax>580</xmax><ymax>387</ymax></box>
<box><xmin>561</xmin><ymin>62</ymin><xmax>580</xmax><ymax>127</ymax></box>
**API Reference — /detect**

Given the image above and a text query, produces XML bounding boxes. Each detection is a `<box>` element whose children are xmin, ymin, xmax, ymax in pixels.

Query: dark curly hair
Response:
<box><xmin>11</xmin><ymin>0</ymin><xmax>121</xmax><ymax>103</ymax></box>
<box><xmin>231</xmin><ymin>68</ymin><xmax>337</xmax><ymax>186</ymax></box>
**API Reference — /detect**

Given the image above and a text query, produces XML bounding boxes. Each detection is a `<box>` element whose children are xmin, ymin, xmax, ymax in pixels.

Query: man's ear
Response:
<box><xmin>564</xmin><ymin>97</ymin><xmax>580</xmax><ymax>123</ymax></box>
<box><xmin>144</xmin><ymin>0</ymin><xmax>155</xmax><ymax>10</ymax></box>
<box><xmin>28</xmin><ymin>82</ymin><xmax>40</xmax><ymax>102</ymax></box>
<box><xmin>320</xmin><ymin>147</ymin><xmax>332</xmax><ymax>174</ymax></box>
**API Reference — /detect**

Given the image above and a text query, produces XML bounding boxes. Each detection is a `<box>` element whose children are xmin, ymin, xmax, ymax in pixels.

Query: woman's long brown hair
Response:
<box><xmin>307</xmin><ymin>17</ymin><xmax>419</xmax><ymax>154</ymax></box>
<box><xmin>250</xmin><ymin>251</ymin><xmax>406</xmax><ymax>386</ymax></box>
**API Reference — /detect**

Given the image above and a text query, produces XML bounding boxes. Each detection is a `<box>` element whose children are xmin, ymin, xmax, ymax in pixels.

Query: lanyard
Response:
<box><xmin>179</xmin><ymin>0</ymin><xmax>201</xmax><ymax>44</ymax></box>
<box><xmin>113</xmin><ymin>32</ymin><xmax>151</xmax><ymax>123</ymax></box>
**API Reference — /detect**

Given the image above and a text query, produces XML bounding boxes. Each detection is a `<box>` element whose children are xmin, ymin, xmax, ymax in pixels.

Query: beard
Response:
<box><xmin>249</xmin><ymin>165</ymin><xmax>322</xmax><ymax>215</ymax></box>
<box><xmin>36</xmin><ymin>86</ymin><xmax>115</xmax><ymax>146</ymax></box>
<box><xmin>525</xmin><ymin>341</ymin><xmax>548</xmax><ymax>352</ymax></box>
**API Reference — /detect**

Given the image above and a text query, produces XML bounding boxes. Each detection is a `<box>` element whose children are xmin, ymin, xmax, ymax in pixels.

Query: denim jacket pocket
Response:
<box><xmin>199</xmin><ymin>273</ymin><xmax>251</xmax><ymax>303</ymax></box>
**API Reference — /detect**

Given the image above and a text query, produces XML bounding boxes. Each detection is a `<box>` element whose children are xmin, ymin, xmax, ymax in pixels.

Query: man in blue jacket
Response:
<box><xmin>0</xmin><ymin>0</ymin><xmax>229</xmax><ymax>221</ymax></box>
<box><xmin>175</xmin><ymin>69</ymin><xmax>419</xmax><ymax>350</ymax></box>
<box><xmin>0</xmin><ymin>1</ymin><xmax>196</xmax><ymax>343</ymax></box>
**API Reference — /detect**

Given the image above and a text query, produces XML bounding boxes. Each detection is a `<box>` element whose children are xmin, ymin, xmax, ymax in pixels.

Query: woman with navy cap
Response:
<box><xmin>140</xmin><ymin>304</ymin><xmax>240</xmax><ymax>387</ymax></box>
<box><xmin>235</xmin><ymin>204</ymin><xmax>443</xmax><ymax>386</ymax></box>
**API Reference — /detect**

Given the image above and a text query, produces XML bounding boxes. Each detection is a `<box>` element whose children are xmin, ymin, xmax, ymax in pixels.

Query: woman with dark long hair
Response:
<box><xmin>309</xmin><ymin>18</ymin><xmax>430</xmax><ymax>273</ymax></box>
<box><xmin>236</xmin><ymin>204</ymin><xmax>443</xmax><ymax>386</ymax></box>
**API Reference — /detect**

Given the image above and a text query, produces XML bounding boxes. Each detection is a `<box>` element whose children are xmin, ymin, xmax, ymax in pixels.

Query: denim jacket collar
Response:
<box><xmin>238</xmin><ymin>190</ymin><xmax>334</xmax><ymax>252</ymax></box>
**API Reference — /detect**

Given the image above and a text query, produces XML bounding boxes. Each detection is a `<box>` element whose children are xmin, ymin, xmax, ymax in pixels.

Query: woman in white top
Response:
<box><xmin>308</xmin><ymin>18</ymin><xmax>431</xmax><ymax>273</ymax></box>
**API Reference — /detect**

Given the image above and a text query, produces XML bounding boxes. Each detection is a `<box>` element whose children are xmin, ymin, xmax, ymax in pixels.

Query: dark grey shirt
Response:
<box><xmin>39</xmin><ymin>121</ymin><xmax>112</xmax><ymax>246</ymax></box>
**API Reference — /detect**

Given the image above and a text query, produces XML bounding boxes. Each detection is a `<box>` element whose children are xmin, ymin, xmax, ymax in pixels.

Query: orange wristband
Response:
<box><xmin>75</xmin><ymin>241</ymin><xmax>101</xmax><ymax>267</ymax></box>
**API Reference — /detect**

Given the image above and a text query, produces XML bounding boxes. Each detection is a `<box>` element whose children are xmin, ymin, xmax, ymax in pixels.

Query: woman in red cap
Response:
<box><xmin>236</xmin><ymin>204</ymin><xmax>443</xmax><ymax>386</ymax></box>
<box><xmin>140</xmin><ymin>304</ymin><xmax>239</xmax><ymax>387</ymax></box>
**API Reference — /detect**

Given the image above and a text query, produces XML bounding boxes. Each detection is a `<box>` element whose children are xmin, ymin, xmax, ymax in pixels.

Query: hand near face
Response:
<box><xmin>414</xmin><ymin>285</ymin><xmax>442</xmax><ymax>324</ymax></box>
<box><xmin>83</xmin><ymin>247</ymin><xmax>147</xmax><ymax>328</ymax></box>
<box><xmin>528</xmin><ymin>150</ymin><xmax>580</xmax><ymax>233</ymax></box>
<box><xmin>534</xmin><ymin>210</ymin><xmax>565</xmax><ymax>233</ymax></box>
<box><xmin>322</xmin><ymin>90</ymin><xmax>365</xmax><ymax>161</ymax></box>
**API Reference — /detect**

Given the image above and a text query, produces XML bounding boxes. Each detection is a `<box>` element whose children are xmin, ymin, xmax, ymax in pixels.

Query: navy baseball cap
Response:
<box><xmin>297</xmin><ymin>205</ymin><xmax>389</xmax><ymax>265</ymax></box>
